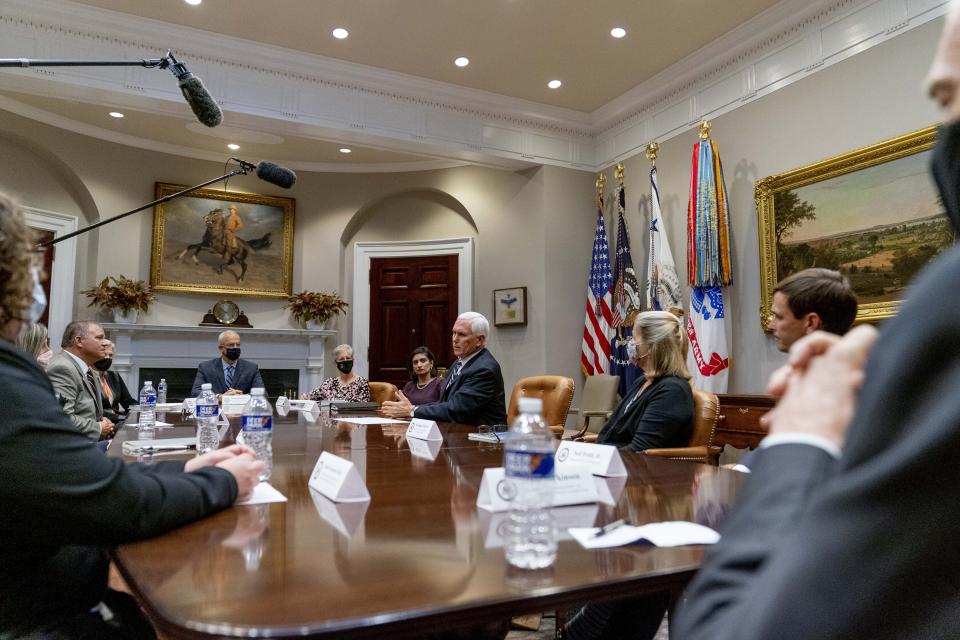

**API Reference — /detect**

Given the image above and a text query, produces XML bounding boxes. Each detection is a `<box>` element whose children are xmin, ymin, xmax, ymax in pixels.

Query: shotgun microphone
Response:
<box><xmin>165</xmin><ymin>53</ymin><xmax>222</xmax><ymax>127</ymax></box>
<box><xmin>232</xmin><ymin>158</ymin><xmax>298</xmax><ymax>189</ymax></box>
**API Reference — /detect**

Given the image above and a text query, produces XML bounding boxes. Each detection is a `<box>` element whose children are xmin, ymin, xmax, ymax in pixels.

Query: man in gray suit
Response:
<box><xmin>46</xmin><ymin>320</ymin><xmax>114</xmax><ymax>441</ymax></box>
<box><xmin>191</xmin><ymin>330</ymin><xmax>265</xmax><ymax>398</ymax></box>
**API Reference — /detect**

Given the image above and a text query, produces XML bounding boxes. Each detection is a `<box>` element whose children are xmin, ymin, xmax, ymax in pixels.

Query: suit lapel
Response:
<box><xmin>69</xmin><ymin>356</ymin><xmax>103</xmax><ymax>418</ymax></box>
<box><xmin>214</xmin><ymin>358</ymin><xmax>227</xmax><ymax>391</ymax></box>
<box><xmin>441</xmin><ymin>350</ymin><xmax>486</xmax><ymax>400</ymax></box>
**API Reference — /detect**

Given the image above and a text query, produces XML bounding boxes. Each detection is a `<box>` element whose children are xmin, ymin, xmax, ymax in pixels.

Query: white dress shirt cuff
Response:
<box><xmin>760</xmin><ymin>433</ymin><xmax>841</xmax><ymax>459</ymax></box>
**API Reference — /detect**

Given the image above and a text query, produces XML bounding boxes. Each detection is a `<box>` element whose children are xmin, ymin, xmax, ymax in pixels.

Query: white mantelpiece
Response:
<box><xmin>103</xmin><ymin>323</ymin><xmax>336</xmax><ymax>397</ymax></box>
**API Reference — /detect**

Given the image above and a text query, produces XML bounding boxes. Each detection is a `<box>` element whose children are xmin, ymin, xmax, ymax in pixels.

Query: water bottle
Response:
<box><xmin>503</xmin><ymin>396</ymin><xmax>557</xmax><ymax>569</ymax></box>
<box><xmin>195</xmin><ymin>383</ymin><xmax>220</xmax><ymax>454</ymax></box>
<box><xmin>138</xmin><ymin>381</ymin><xmax>157</xmax><ymax>430</ymax></box>
<box><xmin>157</xmin><ymin>378</ymin><xmax>168</xmax><ymax>404</ymax></box>
<box><xmin>241</xmin><ymin>387</ymin><xmax>273</xmax><ymax>481</ymax></box>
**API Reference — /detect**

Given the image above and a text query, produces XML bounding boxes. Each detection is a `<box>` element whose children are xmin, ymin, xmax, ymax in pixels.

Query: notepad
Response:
<box><xmin>568</xmin><ymin>521</ymin><xmax>720</xmax><ymax>549</ymax></box>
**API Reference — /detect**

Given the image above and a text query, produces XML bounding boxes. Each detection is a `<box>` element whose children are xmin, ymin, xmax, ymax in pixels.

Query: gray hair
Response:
<box><xmin>16</xmin><ymin>323</ymin><xmax>49</xmax><ymax>358</ymax></box>
<box><xmin>218</xmin><ymin>330</ymin><xmax>240</xmax><ymax>346</ymax></box>
<box><xmin>61</xmin><ymin>320</ymin><xmax>97</xmax><ymax>348</ymax></box>
<box><xmin>333</xmin><ymin>343</ymin><xmax>354</xmax><ymax>359</ymax></box>
<box><xmin>456</xmin><ymin>311</ymin><xmax>489</xmax><ymax>338</ymax></box>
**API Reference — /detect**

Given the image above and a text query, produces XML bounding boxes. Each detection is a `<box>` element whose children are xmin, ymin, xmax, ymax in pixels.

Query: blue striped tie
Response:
<box><xmin>225</xmin><ymin>365</ymin><xmax>235</xmax><ymax>389</ymax></box>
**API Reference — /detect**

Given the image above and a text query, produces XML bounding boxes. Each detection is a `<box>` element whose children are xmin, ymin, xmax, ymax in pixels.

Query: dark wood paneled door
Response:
<box><xmin>369</xmin><ymin>255</ymin><xmax>457</xmax><ymax>387</ymax></box>
<box><xmin>31</xmin><ymin>228</ymin><xmax>54</xmax><ymax>327</ymax></box>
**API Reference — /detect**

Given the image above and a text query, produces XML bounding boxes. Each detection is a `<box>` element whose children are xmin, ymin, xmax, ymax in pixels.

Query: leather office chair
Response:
<box><xmin>368</xmin><ymin>381</ymin><xmax>399</xmax><ymax>406</ymax></box>
<box><xmin>568</xmin><ymin>373</ymin><xmax>620</xmax><ymax>441</ymax></box>
<box><xmin>642</xmin><ymin>387</ymin><xmax>722</xmax><ymax>465</ymax></box>
<box><xmin>506</xmin><ymin>376</ymin><xmax>575</xmax><ymax>437</ymax></box>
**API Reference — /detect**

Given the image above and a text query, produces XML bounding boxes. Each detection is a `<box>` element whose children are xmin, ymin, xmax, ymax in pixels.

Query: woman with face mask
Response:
<box><xmin>302</xmin><ymin>343</ymin><xmax>371</xmax><ymax>402</ymax></box>
<box><xmin>15</xmin><ymin>322</ymin><xmax>53</xmax><ymax>369</ymax></box>
<box><xmin>95</xmin><ymin>340</ymin><xmax>137</xmax><ymax>423</ymax></box>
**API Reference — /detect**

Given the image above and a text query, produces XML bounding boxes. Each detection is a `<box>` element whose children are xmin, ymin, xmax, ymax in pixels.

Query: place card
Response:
<box><xmin>479</xmin><ymin>503</ymin><xmax>599</xmax><ymax>548</ymax></box>
<box><xmin>277</xmin><ymin>397</ymin><xmax>320</xmax><ymax>421</ymax></box>
<box><xmin>555</xmin><ymin>441</ymin><xmax>627</xmax><ymax>477</ymax></box>
<box><xmin>235</xmin><ymin>482</ymin><xmax>288</xmax><ymax>506</ymax></box>
<box><xmin>407</xmin><ymin>436</ymin><xmax>442</xmax><ymax>461</ymax></box>
<box><xmin>182</xmin><ymin>398</ymin><xmax>197</xmax><ymax>413</ymax></box>
<box><xmin>308</xmin><ymin>451</ymin><xmax>370</xmax><ymax>503</ymax></box>
<box><xmin>221</xmin><ymin>394</ymin><xmax>251</xmax><ymax>415</ymax></box>
<box><xmin>406</xmin><ymin>418</ymin><xmax>443</xmax><ymax>442</ymax></box>
<box><xmin>476</xmin><ymin>466</ymin><xmax>599</xmax><ymax>512</ymax></box>
<box><xmin>309</xmin><ymin>487</ymin><xmax>369</xmax><ymax>537</ymax></box>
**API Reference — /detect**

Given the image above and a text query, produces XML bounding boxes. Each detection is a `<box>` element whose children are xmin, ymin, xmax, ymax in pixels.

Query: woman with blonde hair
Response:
<box><xmin>15</xmin><ymin>322</ymin><xmax>52</xmax><ymax>368</ymax></box>
<box><xmin>595</xmin><ymin>310</ymin><xmax>694</xmax><ymax>451</ymax></box>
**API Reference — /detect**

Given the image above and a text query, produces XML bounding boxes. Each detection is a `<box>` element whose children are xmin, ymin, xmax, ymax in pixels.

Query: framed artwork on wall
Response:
<box><xmin>755</xmin><ymin>125</ymin><xmax>951</xmax><ymax>329</ymax></box>
<box><xmin>493</xmin><ymin>286</ymin><xmax>527</xmax><ymax>326</ymax></box>
<box><xmin>150</xmin><ymin>183</ymin><xmax>295</xmax><ymax>297</ymax></box>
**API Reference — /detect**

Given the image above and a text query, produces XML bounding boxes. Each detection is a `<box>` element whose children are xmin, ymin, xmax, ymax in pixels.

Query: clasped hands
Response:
<box><xmin>184</xmin><ymin>444</ymin><xmax>266</xmax><ymax>502</ymax></box>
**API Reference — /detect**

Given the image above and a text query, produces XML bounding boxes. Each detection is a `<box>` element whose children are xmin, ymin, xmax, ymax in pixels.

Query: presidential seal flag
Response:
<box><xmin>581</xmin><ymin>181</ymin><xmax>613</xmax><ymax>376</ymax></box>
<box><xmin>609</xmin><ymin>166</ymin><xmax>642</xmax><ymax>395</ymax></box>
<box><xmin>646</xmin><ymin>165</ymin><xmax>682</xmax><ymax>314</ymax></box>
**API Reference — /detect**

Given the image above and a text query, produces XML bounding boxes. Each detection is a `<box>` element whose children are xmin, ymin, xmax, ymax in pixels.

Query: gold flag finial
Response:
<box><xmin>645</xmin><ymin>142</ymin><xmax>660</xmax><ymax>165</ymax></box>
<box><xmin>698</xmin><ymin>120</ymin><xmax>712</xmax><ymax>140</ymax></box>
<box><xmin>595</xmin><ymin>173</ymin><xmax>606</xmax><ymax>208</ymax></box>
<box><xmin>614</xmin><ymin>163</ymin><xmax>625</xmax><ymax>184</ymax></box>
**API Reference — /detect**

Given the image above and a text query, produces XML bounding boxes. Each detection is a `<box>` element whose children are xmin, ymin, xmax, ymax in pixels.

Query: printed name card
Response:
<box><xmin>555</xmin><ymin>441</ymin><xmax>627</xmax><ymax>477</ymax></box>
<box><xmin>476</xmin><ymin>466</ymin><xmax>599</xmax><ymax>512</ymax></box>
<box><xmin>406</xmin><ymin>418</ymin><xmax>443</xmax><ymax>441</ymax></box>
<box><xmin>277</xmin><ymin>397</ymin><xmax>320</xmax><ymax>421</ymax></box>
<box><xmin>221</xmin><ymin>394</ymin><xmax>250</xmax><ymax>415</ymax></box>
<box><xmin>308</xmin><ymin>451</ymin><xmax>370</xmax><ymax>503</ymax></box>
<box><xmin>407</xmin><ymin>437</ymin><xmax>442</xmax><ymax>461</ymax></box>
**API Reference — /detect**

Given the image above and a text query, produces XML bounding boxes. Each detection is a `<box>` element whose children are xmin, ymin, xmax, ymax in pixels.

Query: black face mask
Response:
<box><xmin>224</xmin><ymin>347</ymin><xmax>241</xmax><ymax>361</ymax></box>
<box><xmin>931</xmin><ymin>120</ymin><xmax>960</xmax><ymax>234</ymax></box>
<box><xmin>93</xmin><ymin>358</ymin><xmax>112</xmax><ymax>372</ymax></box>
<box><xmin>336</xmin><ymin>360</ymin><xmax>354</xmax><ymax>374</ymax></box>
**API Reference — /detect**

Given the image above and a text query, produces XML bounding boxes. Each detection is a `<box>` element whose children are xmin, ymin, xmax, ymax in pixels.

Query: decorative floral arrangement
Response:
<box><xmin>285</xmin><ymin>290</ymin><xmax>349</xmax><ymax>324</ymax></box>
<box><xmin>81</xmin><ymin>275</ymin><xmax>157</xmax><ymax>314</ymax></box>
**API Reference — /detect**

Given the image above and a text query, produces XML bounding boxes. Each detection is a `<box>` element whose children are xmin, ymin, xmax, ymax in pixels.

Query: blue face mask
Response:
<box><xmin>29</xmin><ymin>268</ymin><xmax>46</xmax><ymax>323</ymax></box>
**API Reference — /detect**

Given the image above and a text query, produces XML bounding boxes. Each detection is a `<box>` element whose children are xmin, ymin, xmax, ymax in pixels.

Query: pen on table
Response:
<box><xmin>593</xmin><ymin>518</ymin><xmax>626</xmax><ymax>538</ymax></box>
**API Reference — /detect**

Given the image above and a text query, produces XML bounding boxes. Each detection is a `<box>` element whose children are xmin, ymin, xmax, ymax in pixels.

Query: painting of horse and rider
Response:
<box><xmin>150</xmin><ymin>183</ymin><xmax>294</xmax><ymax>297</ymax></box>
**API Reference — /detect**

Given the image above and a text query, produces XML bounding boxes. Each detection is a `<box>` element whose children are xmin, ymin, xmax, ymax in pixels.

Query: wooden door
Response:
<box><xmin>31</xmin><ymin>228</ymin><xmax>54</xmax><ymax>328</ymax></box>
<box><xmin>369</xmin><ymin>255</ymin><xmax>457</xmax><ymax>387</ymax></box>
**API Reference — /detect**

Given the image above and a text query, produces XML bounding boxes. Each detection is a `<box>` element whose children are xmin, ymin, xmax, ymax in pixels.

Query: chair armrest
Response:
<box><xmin>549</xmin><ymin>425</ymin><xmax>564</xmax><ymax>438</ymax></box>
<box><xmin>581</xmin><ymin>410</ymin><xmax>613</xmax><ymax>418</ymax></box>
<box><xmin>642</xmin><ymin>446</ymin><xmax>722</xmax><ymax>466</ymax></box>
<box><xmin>578</xmin><ymin>433</ymin><xmax>599</xmax><ymax>443</ymax></box>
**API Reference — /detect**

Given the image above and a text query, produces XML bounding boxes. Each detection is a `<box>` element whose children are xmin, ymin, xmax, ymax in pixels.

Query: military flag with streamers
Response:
<box><xmin>581</xmin><ymin>196</ymin><xmax>614</xmax><ymax>377</ymax></box>
<box><xmin>646</xmin><ymin>165</ymin><xmax>683</xmax><ymax>313</ymax></box>
<box><xmin>686</xmin><ymin>124</ymin><xmax>733</xmax><ymax>393</ymax></box>
<box><xmin>609</xmin><ymin>170</ymin><xmax>642</xmax><ymax>395</ymax></box>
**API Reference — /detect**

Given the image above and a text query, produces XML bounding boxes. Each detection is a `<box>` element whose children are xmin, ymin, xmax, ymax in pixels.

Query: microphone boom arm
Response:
<box><xmin>1</xmin><ymin>55</ymin><xmax>168</xmax><ymax>69</ymax></box>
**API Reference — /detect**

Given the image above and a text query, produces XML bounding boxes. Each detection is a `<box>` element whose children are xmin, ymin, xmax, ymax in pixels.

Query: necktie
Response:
<box><xmin>225</xmin><ymin>365</ymin><xmax>235</xmax><ymax>389</ymax></box>
<box><xmin>85</xmin><ymin>368</ymin><xmax>103</xmax><ymax>419</ymax></box>
<box><xmin>451</xmin><ymin>361</ymin><xmax>463</xmax><ymax>378</ymax></box>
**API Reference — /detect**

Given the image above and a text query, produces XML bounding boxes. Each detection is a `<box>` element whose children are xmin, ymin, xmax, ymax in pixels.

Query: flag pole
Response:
<box><xmin>699</xmin><ymin>120</ymin><xmax>712</xmax><ymax>140</ymax></box>
<box><xmin>645</xmin><ymin>142</ymin><xmax>659</xmax><ymax>166</ymax></box>
<box><xmin>595</xmin><ymin>173</ymin><xmax>606</xmax><ymax>210</ymax></box>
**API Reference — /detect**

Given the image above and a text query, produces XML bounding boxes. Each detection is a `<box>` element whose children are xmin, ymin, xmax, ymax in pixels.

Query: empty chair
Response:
<box><xmin>570</xmin><ymin>374</ymin><xmax>621</xmax><ymax>441</ymax></box>
<box><xmin>642</xmin><ymin>388</ymin><xmax>722</xmax><ymax>465</ymax></box>
<box><xmin>506</xmin><ymin>376</ymin><xmax>575</xmax><ymax>437</ymax></box>
<box><xmin>368</xmin><ymin>381</ymin><xmax>399</xmax><ymax>406</ymax></box>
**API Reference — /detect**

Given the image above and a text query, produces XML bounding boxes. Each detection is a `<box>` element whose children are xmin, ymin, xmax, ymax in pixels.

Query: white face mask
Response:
<box><xmin>626</xmin><ymin>341</ymin><xmax>650</xmax><ymax>365</ymax></box>
<box><xmin>36</xmin><ymin>349</ymin><xmax>53</xmax><ymax>369</ymax></box>
<box><xmin>29</xmin><ymin>267</ymin><xmax>46</xmax><ymax>323</ymax></box>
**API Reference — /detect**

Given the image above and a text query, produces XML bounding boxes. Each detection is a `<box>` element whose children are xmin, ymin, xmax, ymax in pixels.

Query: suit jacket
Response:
<box><xmin>414</xmin><ymin>348</ymin><xmax>506</xmax><ymax>426</ymax></box>
<box><xmin>0</xmin><ymin>339</ymin><xmax>237</xmax><ymax>634</ymax></box>
<box><xmin>673</xmin><ymin>241</ymin><xmax>960</xmax><ymax>639</ymax></box>
<box><xmin>595</xmin><ymin>374</ymin><xmax>693</xmax><ymax>451</ymax></box>
<box><xmin>46</xmin><ymin>351</ymin><xmax>103</xmax><ymax>440</ymax></box>
<box><xmin>191</xmin><ymin>357</ymin><xmax>265</xmax><ymax>396</ymax></box>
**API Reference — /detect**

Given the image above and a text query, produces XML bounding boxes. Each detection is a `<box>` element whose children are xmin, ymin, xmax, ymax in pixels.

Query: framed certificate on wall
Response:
<box><xmin>493</xmin><ymin>286</ymin><xmax>527</xmax><ymax>326</ymax></box>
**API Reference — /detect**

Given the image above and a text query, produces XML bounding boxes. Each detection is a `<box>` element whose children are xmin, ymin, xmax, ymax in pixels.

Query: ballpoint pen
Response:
<box><xmin>593</xmin><ymin>518</ymin><xmax>626</xmax><ymax>538</ymax></box>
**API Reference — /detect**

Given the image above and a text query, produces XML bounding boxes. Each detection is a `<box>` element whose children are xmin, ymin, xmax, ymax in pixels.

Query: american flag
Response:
<box><xmin>581</xmin><ymin>207</ymin><xmax>613</xmax><ymax>376</ymax></box>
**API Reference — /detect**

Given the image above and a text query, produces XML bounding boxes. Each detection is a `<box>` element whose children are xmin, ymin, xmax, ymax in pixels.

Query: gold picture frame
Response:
<box><xmin>755</xmin><ymin>125</ymin><xmax>948</xmax><ymax>330</ymax></box>
<box><xmin>150</xmin><ymin>183</ymin><xmax>295</xmax><ymax>298</ymax></box>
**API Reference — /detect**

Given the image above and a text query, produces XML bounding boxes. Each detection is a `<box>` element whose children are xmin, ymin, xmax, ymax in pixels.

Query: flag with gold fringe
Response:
<box><xmin>609</xmin><ymin>166</ymin><xmax>642</xmax><ymax>396</ymax></box>
<box><xmin>581</xmin><ymin>178</ymin><xmax>613</xmax><ymax>376</ymax></box>
<box><xmin>686</xmin><ymin>123</ymin><xmax>732</xmax><ymax>393</ymax></box>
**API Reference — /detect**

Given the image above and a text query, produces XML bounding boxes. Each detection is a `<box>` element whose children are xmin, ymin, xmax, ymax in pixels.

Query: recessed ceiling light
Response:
<box><xmin>227</xmin><ymin>143</ymin><xmax>240</xmax><ymax>150</ymax></box>
<box><xmin>108</xmin><ymin>111</ymin><xmax>124</xmax><ymax>118</ymax></box>
<box><xmin>610</xmin><ymin>27</ymin><xmax>627</xmax><ymax>38</ymax></box>
<box><xmin>339</xmin><ymin>148</ymin><xmax>352</xmax><ymax>154</ymax></box>
<box><xmin>547</xmin><ymin>79</ymin><xmax>562</xmax><ymax>89</ymax></box>
<box><xmin>184</xmin><ymin>0</ymin><xmax>201</xmax><ymax>5</ymax></box>
<box><xmin>332</xmin><ymin>27</ymin><xmax>349</xmax><ymax>40</ymax></box>
<box><xmin>454</xmin><ymin>56</ymin><xmax>470</xmax><ymax>67</ymax></box>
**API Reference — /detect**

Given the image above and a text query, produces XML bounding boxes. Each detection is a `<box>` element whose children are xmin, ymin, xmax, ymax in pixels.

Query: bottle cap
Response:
<box><xmin>144</xmin><ymin>380</ymin><xmax>152</xmax><ymax>386</ymax></box>
<box><xmin>251</xmin><ymin>387</ymin><xmax>265</xmax><ymax>395</ymax></box>
<box><xmin>518</xmin><ymin>397</ymin><xmax>543</xmax><ymax>413</ymax></box>
<box><xmin>201</xmin><ymin>383</ymin><xmax>212</xmax><ymax>390</ymax></box>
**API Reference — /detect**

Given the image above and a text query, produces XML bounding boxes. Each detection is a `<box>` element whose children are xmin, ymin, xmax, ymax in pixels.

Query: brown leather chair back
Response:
<box><xmin>506</xmin><ymin>376</ymin><xmax>575</xmax><ymax>430</ymax></box>
<box><xmin>368</xmin><ymin>381</ymin><xmax>399</xmax><ymax>406</ymax></box>
<box><xmin>689</xmin><ymin>388</ymin><xmax>721</xmax><ymax>447</ymax></box>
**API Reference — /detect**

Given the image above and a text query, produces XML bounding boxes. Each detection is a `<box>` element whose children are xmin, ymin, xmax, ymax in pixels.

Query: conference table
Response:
<box><xmin>110</xmin><ymin>410</ymin><xmax>745</xmax><ymax>639</ymax></box>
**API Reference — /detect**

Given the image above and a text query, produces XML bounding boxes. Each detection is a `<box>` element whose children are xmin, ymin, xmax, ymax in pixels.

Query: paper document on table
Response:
<box><xmin>235</xmin><ymin>482</ymin><xmax>287</xmax><ymax>505</ymax></box>
<box><xmin>121</xmin><ymin>437</ymin><xmax>196</xmax><ymax>455</ymax></box>
<box><xmin>569</xmin><ymin>521</ymin><xmax>720</xmax><ymax>549</ymax></box>
<box><xmin>335</xmin><ymin>417</ymin><xmax>408</xmax><ymax>425</ymax></box>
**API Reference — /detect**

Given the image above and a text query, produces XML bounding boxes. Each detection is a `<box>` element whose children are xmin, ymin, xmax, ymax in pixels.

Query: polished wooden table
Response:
<box><xmin>110</xmin><ymin>412</ymin><xmax>744</xmax><ymax>639</ymax></box>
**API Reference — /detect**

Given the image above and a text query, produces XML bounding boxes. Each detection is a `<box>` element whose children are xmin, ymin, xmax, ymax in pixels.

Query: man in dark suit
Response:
<box><xmin>673</xmin><ymin>13</ymin><xmax>960</xmax><ymax>638</ymax></box>
<box><xmin>191</xmin><ymin>329</ymin><xmax>265</xmax><ymax>397</ymax></box>
<box><xmin>47</xmin><ymin>320</ymin><xmax>115</xmax><ymax>441</ymax></box>
<box><xmin>382</xmin><ymin>311</ymin><xmax>507</xmax><ymax>426</ymax></box>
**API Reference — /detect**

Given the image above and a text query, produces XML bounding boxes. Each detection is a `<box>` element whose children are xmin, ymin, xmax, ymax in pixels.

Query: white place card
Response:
<box><xmin>309</xmin><ymin>487</ymin><xmax>369</xmax><ymax>537</ymax></box>
<box><xmin>277</xmin><ymin>397</ymin><xmax>320</xmax><ymax>421</ymax></box>
<box><xmin>221</xmin><ymin>394</ymin><xmax>251</xmax><ymax>415</ymax></box>
<box><xmin>476</xmin><ymin>466</ymin><xmax>599</xmax><ymax>512</ymax></box>
<box><xmin>407</xmin><ymin>437</ymin><xmax>442</xmax><ymax>461</ymax></box>
<box><xmin>155</xmin><ymin>402</ymin><xmax>183</xmax><ymax>412</ymax></box>
<box><xmin>182</xmin><ymin>398</ymin><xmax>197</xmax><ymax>413</ymax></box>
<box><xmin>308</xmin><ymin>451</ymin><xmax>370</xmax><ymax>503</ymax></box>
<box><xmin>595</xmin><ymin>474</ymin><xmax>628</xmax><ymax>506</ymax></box>
<box><xmin>569</xmin><ymin>521</ymin><xmax>720</xmax><ymax>549</ymax></box>
<box><xmin>479</xmin><ymin>503</ymin><xmax>599</xmax><ymax>548</ymax></box>
<box><xmin>406</xmin><ymin>418</ymin><xmax>442</xmax><ymax>441</ymax></box>
<box><xmin>235</xmin><ymin>482</ymin><xmax>288</xmax><ymax>506</ymax></box>
<box><xmin>555</xmin><ymin>441</ymin><xmax>627</xmax><ymax>477</ymax></box>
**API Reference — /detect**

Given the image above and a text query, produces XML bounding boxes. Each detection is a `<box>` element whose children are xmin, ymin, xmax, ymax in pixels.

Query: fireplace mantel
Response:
<box><xmin>103</xmin><ymin>323</ymin><xmax>337</xmax><ymax>399</ymax></box>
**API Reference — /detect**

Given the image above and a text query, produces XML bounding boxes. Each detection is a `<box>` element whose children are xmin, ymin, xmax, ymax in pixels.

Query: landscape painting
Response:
<box><xmin>150</xmin><ymin>183</ymin><xmax>295</xmax><ymax>298</ymax></box>
<box><xmin>756</xmin><ymin>126</ymin><xmax>950</xmax><ymax>326</ymax></box>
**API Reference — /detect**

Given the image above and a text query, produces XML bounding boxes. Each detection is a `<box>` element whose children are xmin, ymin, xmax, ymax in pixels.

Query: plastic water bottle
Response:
<box><xmin>241</xmin><ymin>387</ymin><xmax>273</xmax><ymax>481</ymax></box>
<box><xmin>157</xmin><ymin>378</ymin><xmax>168</xmax><ymax>404</ymax></box>
<box><xmin>195</xmin><ymin>383</ymin><xmax>220</xmax><ymax>454</ymax></box>
<box><xmin>138</xmin><ymin>380</ymin><xmax>157</xmax><ymax>430</ymax></box>
<box><xmin>503</xmin><ymin>396</ymin><xmax>557</xmax><ymax>569</ymax></box>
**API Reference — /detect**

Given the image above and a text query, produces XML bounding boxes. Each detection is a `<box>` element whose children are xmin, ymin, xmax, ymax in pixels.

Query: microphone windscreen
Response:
<box><xmin>255</xmin><ymin>161</ymin><xmax>297</xmax><ymax>189</ymax></box>
<box><xmin>178</xmin><ymin>75</ymin><xmax>223</xmax><ymax>128</ymax></box>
